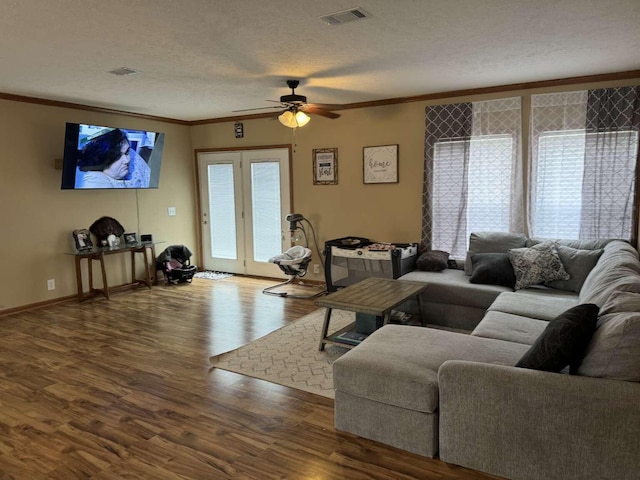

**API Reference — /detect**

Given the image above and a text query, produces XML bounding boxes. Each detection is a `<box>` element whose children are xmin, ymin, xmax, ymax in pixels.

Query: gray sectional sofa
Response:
<box><xmin>332</xmin><ymin>233</ymin><xmax>640</xmax><ymax>480</ymax></box>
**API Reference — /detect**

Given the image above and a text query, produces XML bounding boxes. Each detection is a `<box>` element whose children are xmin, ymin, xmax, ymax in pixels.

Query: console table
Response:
<box><xmin>66</xmin><ymin>242</ymin><xmax>162</xmax><ymax>301</ymax></box>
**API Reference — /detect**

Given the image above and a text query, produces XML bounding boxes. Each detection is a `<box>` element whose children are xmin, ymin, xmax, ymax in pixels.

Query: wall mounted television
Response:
<box><xmin>61</xmin><ymin>123</ymin><xmax>165</xmax><ymax>189</ymax></box>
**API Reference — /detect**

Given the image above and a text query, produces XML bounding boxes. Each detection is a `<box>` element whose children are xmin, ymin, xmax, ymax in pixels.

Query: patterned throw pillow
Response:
<box><xmin>508</xmin><ymin>242</ymin><xmax>570</xmax><ymax>290</ymax></box>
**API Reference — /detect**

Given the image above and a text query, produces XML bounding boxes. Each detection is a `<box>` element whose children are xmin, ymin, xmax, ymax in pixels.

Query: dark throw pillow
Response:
<box><xmin>416</xmin><ymin>250</ymin><xmax>450</xmax><ymax>272</ymax></box>
<box><xmin>515</xmin><ymin>304</ymin><xmax>599</xmax><ymax>373</ymax></box>
<box><xmin>469</xmin><ymin>253</ymin><xmax>516</xmax><ymax>288</ymax></box>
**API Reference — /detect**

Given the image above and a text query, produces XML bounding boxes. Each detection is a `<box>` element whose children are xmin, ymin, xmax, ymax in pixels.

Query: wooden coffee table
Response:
<box><xmin>315</xmin><ymin>277</ymin><xmax>427</xmax><ymax>351</ymax></box>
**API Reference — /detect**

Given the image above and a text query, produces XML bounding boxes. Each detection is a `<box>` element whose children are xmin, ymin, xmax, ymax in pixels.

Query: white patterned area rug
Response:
<box><xmin>208</xmin><ymin>309</ymin><xmax>354</xmax><ymax>398</ymax></box>
<box><xmin>194</xmin><ymin>271</ymin><xmax>233</xmax><ymax>280</ymax></box>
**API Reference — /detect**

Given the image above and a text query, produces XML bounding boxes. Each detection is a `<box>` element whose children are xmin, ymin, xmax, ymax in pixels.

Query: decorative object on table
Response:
<box><xmin>363</xmin><ymin>144</ymin><xmax>398</xmax><ymax>184</ymax></box>
<box><xmin>312</xmin><ymin>148</ymin><xmax>338</xmax><ymax>185</ymax></box>
<box><xmin>124</xmin><ymin>232</ymin><xmax>137</xmax><ymax>245</ymax></box>
<box><xmin>107</xmin><ymin>234</ymin><xmax>120</xmax><ymax>248</ymax></box>
<box><xmin>140</xmin><ymin>234</ymin><xmax>153</xmax><ymax>243</ymax></box>
<box><xmin>72</xmin><ymin>229</ymin><xmax>93</xmax><ymax>251</ymax></box>
<box><xmin>89</xmin><ymin>216</ymin><xmax>125</xmax><ymax>245</ymax></box>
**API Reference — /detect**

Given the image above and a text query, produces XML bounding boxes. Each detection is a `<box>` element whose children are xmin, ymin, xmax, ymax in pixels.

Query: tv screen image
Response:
<box><xmin>61</xmin><ymin>123</ymin><xmax>165</xmax><ymax>189</ymax></box>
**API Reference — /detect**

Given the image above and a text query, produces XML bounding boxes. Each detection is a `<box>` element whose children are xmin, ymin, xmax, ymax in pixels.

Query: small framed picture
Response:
<box><xmin>73</xmin><ymin>229</ymin><xmax>93</xmax><ymax>251</ymax></box>
<box><xmin>363</xmin><ymin>144</ymin><xmax>399</xmax><ymax>184</ymax></box>
<box><xmin>124</xmin><ymin>232</ymin><xmax>138</xmax><ymax>245</ymax></box>
<box><xmin>313</xmin><ymin>148</ymin><xmax>338</xmax><ymax>185</ymax></box>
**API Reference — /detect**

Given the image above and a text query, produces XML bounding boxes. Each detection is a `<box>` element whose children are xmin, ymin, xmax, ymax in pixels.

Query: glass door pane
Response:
<box><xmin>251</xmin><ymin>162</ymin><xmax>282</xmax><ymax>262</ymax></box>
<box><xmin>208</xmin><ymin>163</ymin><xmax>237</xmax><ymax>259</ymax></box>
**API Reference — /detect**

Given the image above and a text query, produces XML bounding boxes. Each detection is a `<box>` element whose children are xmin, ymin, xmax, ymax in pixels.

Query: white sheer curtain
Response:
<box><xmin>530</xmin><ymin>88</ymin><xmax>640</xmax><ymax>241</ymax></box>
<box><xmin>423</xmin><ymin>97</ymin><xmax>523</xmax><ymax>258</ymax></box>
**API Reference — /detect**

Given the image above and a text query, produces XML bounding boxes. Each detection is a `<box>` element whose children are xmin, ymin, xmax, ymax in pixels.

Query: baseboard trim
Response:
<box><xmin>0</xmin><ymin>294</ymin><xmax>77</xmax><ymax>317</ymax></box>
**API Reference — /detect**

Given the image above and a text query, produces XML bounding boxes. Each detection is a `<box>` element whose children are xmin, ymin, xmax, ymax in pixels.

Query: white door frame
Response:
<box><xmin>195</xmin><ymin>145</ymin><xmax>292</xmax><ymax>277</ymax></box>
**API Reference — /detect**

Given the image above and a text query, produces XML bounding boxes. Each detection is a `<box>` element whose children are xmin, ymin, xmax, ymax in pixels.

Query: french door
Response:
<box><xmin>197</xmin><ymin>148</ymin><xmax>291</xmax><ymax>277</ymax></box>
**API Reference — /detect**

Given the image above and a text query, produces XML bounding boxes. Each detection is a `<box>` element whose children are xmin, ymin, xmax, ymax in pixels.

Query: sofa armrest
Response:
<box><xmin>438</xmin><ymin>360</ymin><xmax>640</xmax><ymax>480</ymax></box>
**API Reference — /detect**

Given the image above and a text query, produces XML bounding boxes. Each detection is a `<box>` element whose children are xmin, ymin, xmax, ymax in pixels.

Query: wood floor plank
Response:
<box><xmin>0</xmin><ymin>276</ymin><xmax>501</xmax><ymax>479</ymax></box>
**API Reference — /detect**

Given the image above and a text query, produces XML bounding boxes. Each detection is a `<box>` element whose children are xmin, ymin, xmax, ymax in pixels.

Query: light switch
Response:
<box><xmin>168</xmin><ymin>206</ymin><xmax>177</xmax><ymax>216</ymax></box>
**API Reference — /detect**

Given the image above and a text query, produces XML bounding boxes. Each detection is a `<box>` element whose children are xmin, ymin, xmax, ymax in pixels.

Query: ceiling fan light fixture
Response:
<box><xmin>295</xmin><ymin>110</ymin><xmax>311</xmax><ymax>127</ymax></box>
<box><xmin>278</xmin><ymin>109</ymin><xmax>310</xmax><ymax>128</ymax></box>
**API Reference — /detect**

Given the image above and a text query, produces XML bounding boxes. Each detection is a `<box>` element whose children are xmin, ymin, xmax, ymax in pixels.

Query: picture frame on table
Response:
<box><xmin>72</xmin><ymin>229</ymin><xmax>93</xmax><ymax>251</ymax></box>
<box><xmin>312</xmin><ymin>148</ymin><xmax>338</xmax><ymax>185</ymax></box>
<box><xmin>363</xmin><ymin>144</ymin><xmax>399</xmax><ymax>184</ymax></box>
<box><xmin>124</xmin><ymin>232</ymin><xmax>138</xmax><ymax>245</ymax></box>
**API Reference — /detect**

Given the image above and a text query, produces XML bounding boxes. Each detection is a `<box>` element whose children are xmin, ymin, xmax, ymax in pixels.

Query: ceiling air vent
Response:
<box><xmin>320</xmin><ymin>7</ymin><xmax>370</xmax><ymax>25</ymax></box>
<box><xmin>108</xmin><ymin>67</ymin><xmax>140</xmax><ymax>77</ymax></box>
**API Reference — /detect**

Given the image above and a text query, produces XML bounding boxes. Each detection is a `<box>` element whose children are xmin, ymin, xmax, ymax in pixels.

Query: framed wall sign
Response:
<box><xmin>363</xmin><ymin>144</ymin><xmax>398</xmax><ymax>184</ymax></box>
<box><xmin>313</xmin><ymin>148</ymin><xmax>338</xmax><ymax>185</ymax></box>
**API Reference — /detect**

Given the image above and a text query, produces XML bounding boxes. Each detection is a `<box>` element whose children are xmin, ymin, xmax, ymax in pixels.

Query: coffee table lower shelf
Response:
<box><xmin>323</xmin><ymin>322</ymin><xmax>369</xmax><ymax>349</ymax></box>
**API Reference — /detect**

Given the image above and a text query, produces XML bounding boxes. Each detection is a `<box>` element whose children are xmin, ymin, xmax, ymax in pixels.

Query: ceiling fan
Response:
<box><xmin>233</xmin><ymin>80</ymin><xmax>341</xmax><ymax>128</ymax></box>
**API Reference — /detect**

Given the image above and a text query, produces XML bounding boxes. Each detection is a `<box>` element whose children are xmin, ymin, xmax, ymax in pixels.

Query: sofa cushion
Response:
<box><xmin>508</xmin><ymin>242</ymin><xmax>570</xmax><ymax>290</ymax></box>
<box><xmin>515</xmin><ymin>304</ymin><xmax>599</xmax><ymax>373</ymax></box>
<box><xmin>577</xmin><ymin>311</ymin><xmax>640</xmax><ymax>382</ymax></box>
<box><xmin>400</xmin><ymin>269</ymin><xmax>510</xmax><ymax>309</ymax></box>
<box><xmin>464</xmin><ymin>231</ymin><xmax>527</xmax><ymax>275</ymax></box>
<box><xmin>526</xmin><ymin>237</ymin><xmax>613</xmax><ymax>250</ymax></box>
<box><xmin>579</xmin><ymin>241</ymin><xmax>640</xmax><ymax>307</ymax></box>
<box><xmin>416</xmin><ymin>250</ymin><xmax>449</xmax><ymax>271</ymax></box>
<box><xmin>544</xmin><ymin>245</ymin><xmax>603</xmax><ymax>293</ymax></box>
<box><xmin>472</xmin><ymin>311</ymin><xmax>549</xmax><ymax>345</ymax></box>
<box><xmin>488</xmin><ymin>291</ymin><xmax>578</xmax><ymax>321</ymax></box>
<box><xmin>333</xmin><ymin>326</ymin><xmax>529</xmax><ymax>414</ymax></box>
<box><xmin>599</xmin><ymin>291</ymin><xmax>640</xmax><ymax>316</ymax></box>
<box><xmin>469</xmin><ymin>253</ymin><xmax>516</xmax><ymax>288</ymax></box>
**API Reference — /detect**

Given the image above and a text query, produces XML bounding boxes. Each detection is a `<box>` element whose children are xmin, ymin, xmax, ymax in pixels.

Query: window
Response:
<box><xmin>423</xmin><ymin>98</ymin><xmax>522</xmax><ymax>258</ymax></box>
<box><xmin>423</xmin><ymin>87</ymin><xmax>640</xmax><ymax>255</ymax></box>
<box><xmin>530</xmin><ymin>88</ymin><xmax>639</xmax><ymax>241</ymax></box>
<box><xmin>432</xmin><ymin>135</ymin><xmax>514</xmax><ymax>257</ymax></box>
<box><xmin>534</xmin><ymin>130</ymin><xmax>586</xmax><ymax>238</ymax></box>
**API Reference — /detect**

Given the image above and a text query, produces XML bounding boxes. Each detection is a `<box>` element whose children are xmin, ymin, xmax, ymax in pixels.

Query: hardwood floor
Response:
<box><xmin>0</xmin><ymin>276</ymin><xmax>501</xmax><ymax>479</ymax></box>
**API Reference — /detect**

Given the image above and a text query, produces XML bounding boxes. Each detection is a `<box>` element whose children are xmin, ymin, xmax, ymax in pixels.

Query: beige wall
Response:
<box><xmin>2</xmin><ymin>76</ymin><xmax>639</xmax><ymax>311</ymax></box>
<box><xmin>191</xmin><ymin>77</ymin><xmax>640</xmax><ymax>283</ymax></box>
<box><xmin>0</xmin><ymin>100</ymin><xmax>197</xmax><ymax>311</ymax></box>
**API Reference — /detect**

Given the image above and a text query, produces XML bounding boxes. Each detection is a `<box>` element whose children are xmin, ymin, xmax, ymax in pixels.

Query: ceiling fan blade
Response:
<box><xmin>305</xmin><ymin>103</ymin><xmax>343</xmax><ymax>110</ymax></box>
<box><xmin>301</xmin><ymin>106</ymin><xmax>341</xmax><ymax>119</ymax></box>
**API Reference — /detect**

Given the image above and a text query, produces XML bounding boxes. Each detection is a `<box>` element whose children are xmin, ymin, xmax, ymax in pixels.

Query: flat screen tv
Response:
<box><xmin>61</xmin><ymin>123</ymin><xmax>165</xmax><ymax>189</ymax></box>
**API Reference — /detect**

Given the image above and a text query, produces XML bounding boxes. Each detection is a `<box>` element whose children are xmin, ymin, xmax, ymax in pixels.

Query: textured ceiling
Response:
<box><xmin>1</xmin><ymin>0</ymin><xmax>639</xmax><ymax>122</ymax></box>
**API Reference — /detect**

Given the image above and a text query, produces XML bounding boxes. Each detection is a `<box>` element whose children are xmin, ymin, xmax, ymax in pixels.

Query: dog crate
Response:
<box><xmin>323</xmin><ymin>237</ymin><xmax>418</xmax><ymax>292</ymax></box>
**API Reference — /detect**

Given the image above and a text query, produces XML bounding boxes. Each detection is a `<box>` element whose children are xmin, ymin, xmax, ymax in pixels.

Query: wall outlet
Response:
<box><xmin>47</xmin><ymin>279</ymin><xmax>55</xmax><ymax>290</ymax></box>
<box><xmin>313</xmin><ymin>264</ymin><xmax>320</xmax><ymax>274</ymax></box>
<box><xmin>168</xmin><ymin>206</ymin><xmax>177</xmax><ymax>216</ymax></box>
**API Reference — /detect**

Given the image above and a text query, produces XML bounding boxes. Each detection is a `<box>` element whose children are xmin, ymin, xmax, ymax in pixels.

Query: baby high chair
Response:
<box><xmin>263</xmin><ymin>246</ymin><xmax>324</xmax><ymax>299</ymax></box>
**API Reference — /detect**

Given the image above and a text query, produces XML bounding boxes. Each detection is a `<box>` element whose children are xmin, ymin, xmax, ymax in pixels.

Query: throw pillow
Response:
<box><xmin>469</xmin><ymin>253</ymin><xmax>516</xmax><ymax>288</ymax></box>
<box><xmin>544</xmin><ymin>245</ymin><xmax>604</xmax><ymax>293</ymax></box>
<box><xmin>416</xmin><ymin>250</ymin><xmax>449</xmax><ymax>272</ymax></box>
<box><xmin>464</xmin><ymin>231</ymin><xmax>527</xmax><ymax>275</ymax></box>
<box><xmin>508</xmin><ymin>242</ymin><xmax>570</xmax><ymax>290</ymax></box>
<box><xmin>516</xmin><ymin>304</ymin><xmax>599</xmax><ymax>373</ymax></box>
